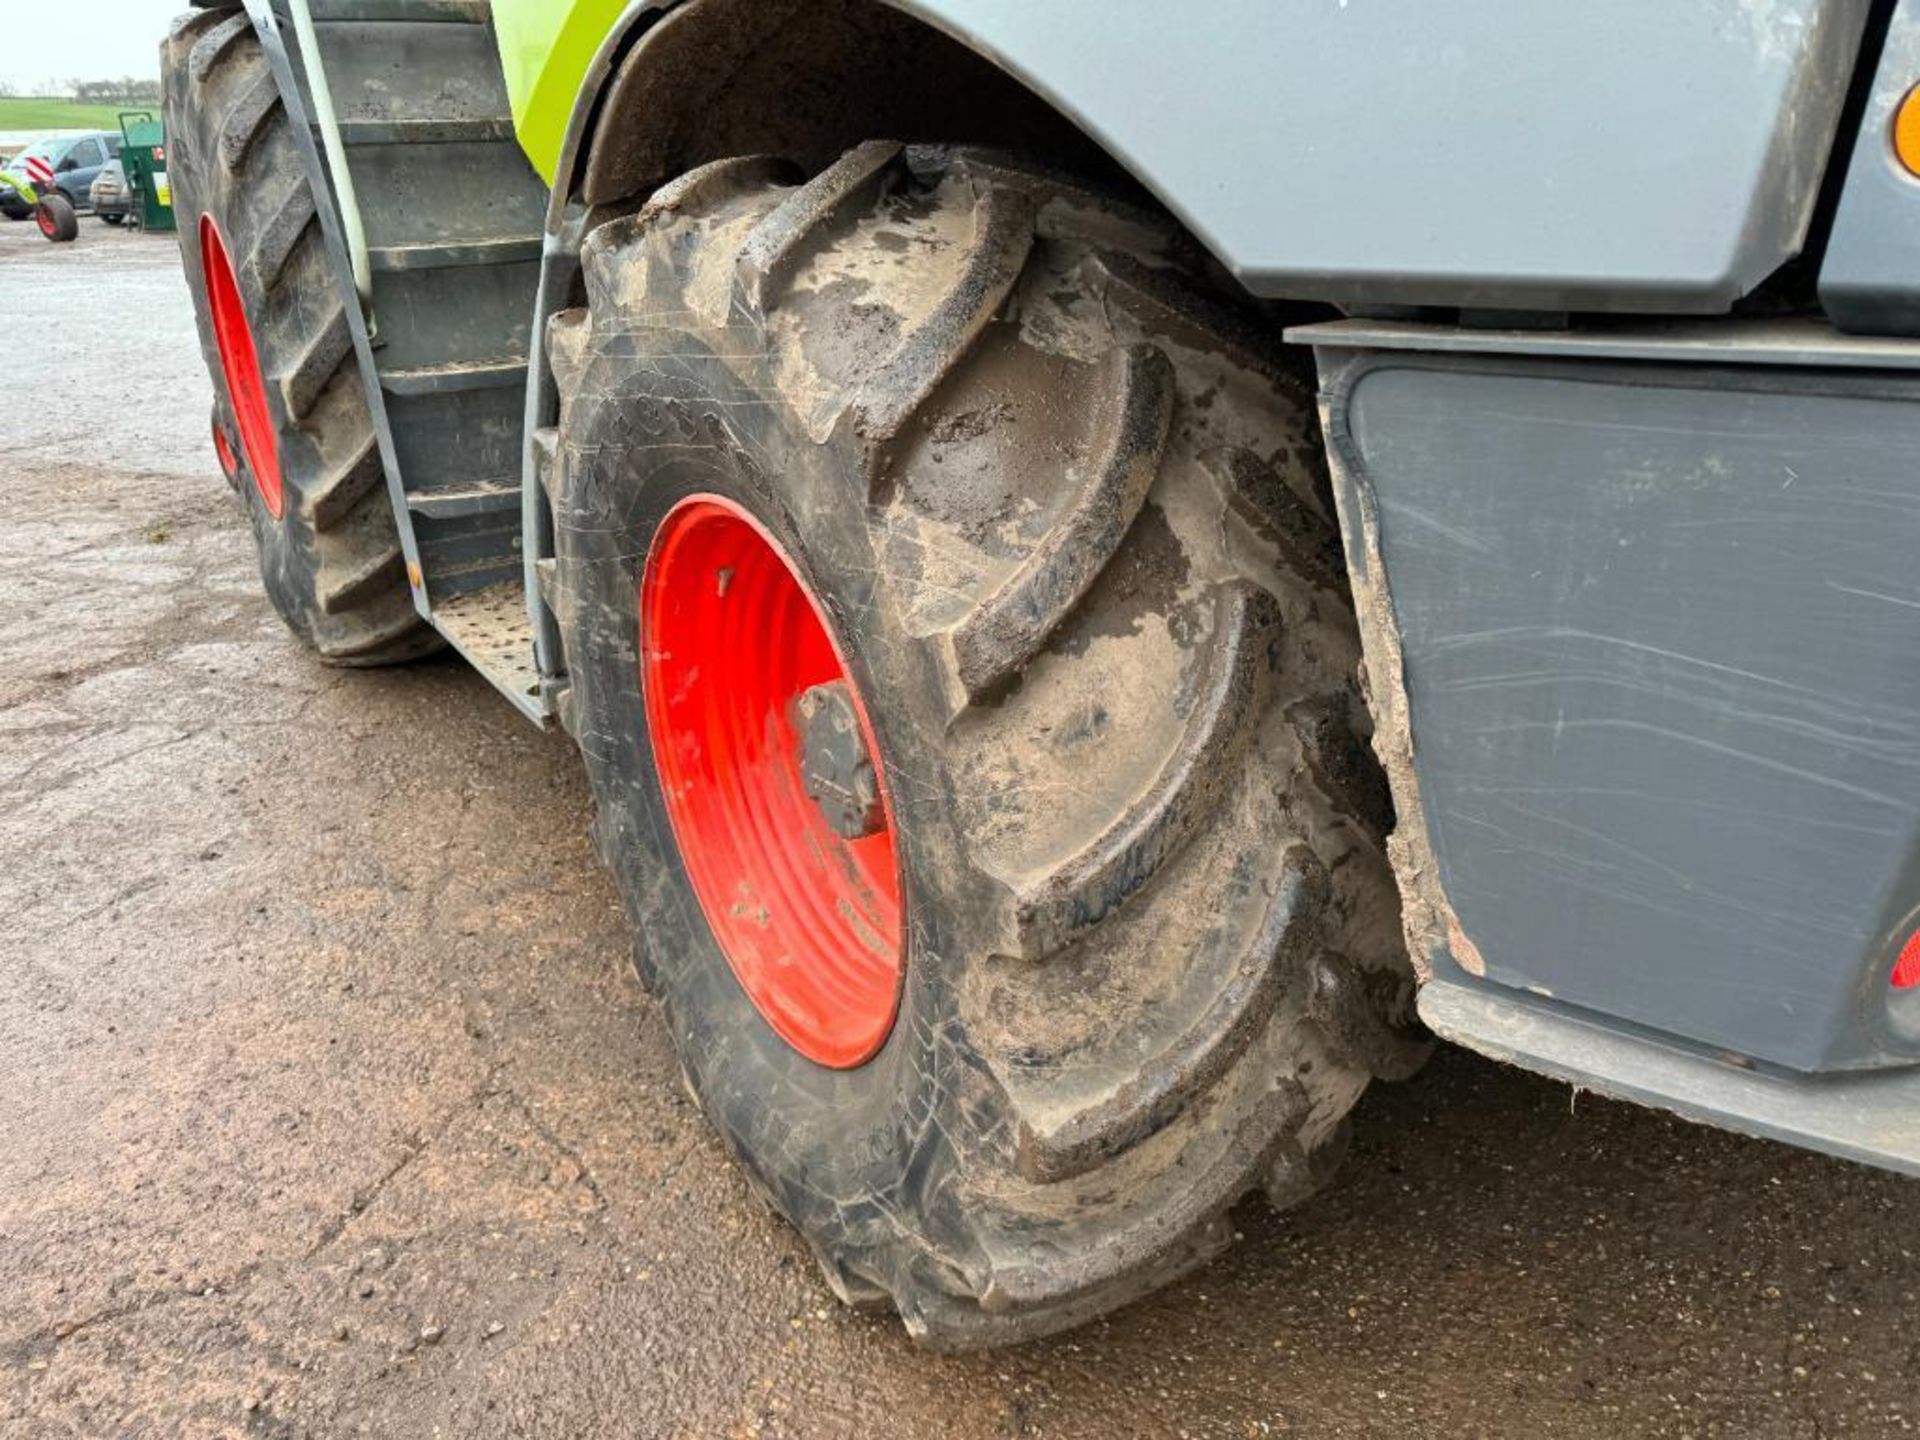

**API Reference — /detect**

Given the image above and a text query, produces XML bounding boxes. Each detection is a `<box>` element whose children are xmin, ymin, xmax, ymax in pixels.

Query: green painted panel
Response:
<box><xmin>492</xmin><ymin>0</ymin><xmax>636</xmax><ymax>183</ymax></box>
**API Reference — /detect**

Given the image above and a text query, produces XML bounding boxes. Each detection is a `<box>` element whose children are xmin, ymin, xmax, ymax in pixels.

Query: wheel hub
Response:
<box><xmin>639</xmin><ymin>496</ymin><xmax>904</xmax><ymax>1069</ymax></box>
<box><xmin>795</xmin><ymin>681</ymin><xmax>885</xmax><ymax>840</ymax></box>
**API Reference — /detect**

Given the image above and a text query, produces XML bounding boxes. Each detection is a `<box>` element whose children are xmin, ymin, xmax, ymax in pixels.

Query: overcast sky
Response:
<box><xmin>6</xmin><ymin>0</ymin><xmax>173</xmax><ymax>94</ymax></box>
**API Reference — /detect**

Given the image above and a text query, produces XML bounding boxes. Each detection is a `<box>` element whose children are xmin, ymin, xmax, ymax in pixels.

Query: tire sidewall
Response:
<box><xmin>164</xmin><ymin>14</ymin><xmax>353</xmax><ymax>653</ymax></box>
<box><xmin>558</xmin><ymin>331</ymin><xmax>1002</xmax><ymax>1278</ymax></box>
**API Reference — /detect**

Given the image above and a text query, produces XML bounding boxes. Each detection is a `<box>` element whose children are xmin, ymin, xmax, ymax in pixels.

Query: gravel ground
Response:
<box><xmin>2</xmin><ymin>217</ymin><xmax>1917</xmax><ymax>1440</ymax></box>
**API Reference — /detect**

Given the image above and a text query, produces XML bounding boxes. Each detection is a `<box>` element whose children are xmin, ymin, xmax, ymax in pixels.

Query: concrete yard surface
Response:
<box><xmin>2</xmin><ymin>219</ymin><xmax>1918</xmax><ymax>1440</ymax></box>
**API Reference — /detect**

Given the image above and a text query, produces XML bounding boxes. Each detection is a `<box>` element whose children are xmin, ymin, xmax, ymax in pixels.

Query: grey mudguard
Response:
<box><xmin>1301</xmin><ymin>321</ymin><xmax>1920</xmax><ymax>1078</ymax></box>
<box><xmin>1419</xmin><ymin>979</ymin><xmax>1920</xmax><ymax>1178</ymax></box>
<box><xmin>896</xmin><ymin>0</ymin><xmax>1871</xmax><ymax>312</ymax></box>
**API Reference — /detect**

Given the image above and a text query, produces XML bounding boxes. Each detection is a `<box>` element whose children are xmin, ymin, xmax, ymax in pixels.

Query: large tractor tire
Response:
<box><xmin>162</xmin><ymin>9</ymin><xmax>435</xmax><ymax>666</ymax></box>
<box><xmin>548</xmin><ymin>145</ymin><xmax>1425</xmax><ymax>1347</ymax></box>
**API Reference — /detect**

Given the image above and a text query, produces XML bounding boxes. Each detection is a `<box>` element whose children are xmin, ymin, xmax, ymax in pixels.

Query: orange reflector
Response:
<box><xmin>1895</xmin><ymin>84</ymin><xmax>1920</xmax><ymax>178</ymax></box>
<box><xmin>1894</xmin><ymin>929</ymin><xmax>1920</xmax><ymax>989</ymax></box>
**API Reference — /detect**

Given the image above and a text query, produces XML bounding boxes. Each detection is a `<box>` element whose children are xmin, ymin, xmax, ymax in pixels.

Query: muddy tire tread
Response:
<box><xmin>1014</xmin><ymin>844</ymin><xmax>1326</xmax><ymax>1182</ymax></box>
<box><xmin>552</xmin><ymin>144</ymin><xmax>1424</xmax><ymax>1347</ymax></box>
<box><xmin>164</xmin><ymin>6</ymin><xmax>432</xmax><ymax>666</ymax></box>
<box><xmin>187</xmin><ymin>10</ymin><xmax>251</xmax><ymax>83</ymax></box>
<box><xmin>1010</xmin><ymin>579</ymin><xmax>1281</xmax><ymax>960</ymax></box>
<box><xmin>947</xmin><ymin>341</ymin><xmax>1174</xmax><ymax>701</ymax></box>
<box><xmin>239</xmin><ymin>181</ymin><xmax>318</xmax><ymax>301</ymax></box>
<box><xmin>738</xmin><ymin>140</ymin><xmax>906</xmax><ymax>309</ymax></box>
<box><xmin>217</xmin><ymin>67</ymin><xmax>280</xmax><ymax>174</ymax></box>
<box><xmin>846</xmin><ymin>180</ymin><xmax>1035</xmax><ymax>443</ymax></box>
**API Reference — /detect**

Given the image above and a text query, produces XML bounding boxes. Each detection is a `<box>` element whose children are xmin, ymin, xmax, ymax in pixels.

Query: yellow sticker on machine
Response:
<box><xmin>154</xmin><ymin>171</ymin><xmax>170</xmax><ymax>208</ymax></box>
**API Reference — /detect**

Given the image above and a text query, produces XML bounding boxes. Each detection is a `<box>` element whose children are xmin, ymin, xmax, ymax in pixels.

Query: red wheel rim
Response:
<box><xmin>212</xmin><ymin>413</ymin><xmax>240</xmax><ymax>480</ymax></box>
<box><xmin>199</xmin><ymin>216</ymin><xmax>283</xmax><ymax>518</ymax></box>
<box><xmin>641</xmin><ymin>496</ymin><xmax>905</xmax><ymax>1068</ymax></box>
<box><xmin>34</xmin><ymin>205</ymin><xmax>55</xmax><ymax>238</ymax></box>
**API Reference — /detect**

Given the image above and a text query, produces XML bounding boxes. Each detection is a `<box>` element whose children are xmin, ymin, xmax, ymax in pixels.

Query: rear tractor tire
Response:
<box><xmin>549</xmin><ymin>144</ymin><xmax>1426</xmax><ymax>1346</ymax></box>
<box><xmin>162</xmin><ymin>7</ymin><xmax>436</xmax><ymax>666</ymax></box>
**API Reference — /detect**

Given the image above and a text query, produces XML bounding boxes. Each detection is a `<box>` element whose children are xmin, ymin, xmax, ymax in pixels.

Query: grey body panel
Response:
<box><xmin>1304</xmin><ymin>325</ymin><xmax>1920</xmax><ymax>1077</ymax></box>
<box><xmin>1823</xmin><ymin>0</ymin><xmax>1920</xmax><ymax>334</ymax></box>
<box><xmin>1420</xmin><ymin>978</ymin><xmax>1920</xmax><ymax>1178</ymax></box>
<box><xmin>897</xmin><ymin>0</ymin><xmax>1870</xmax><ymax>311</ymax></box>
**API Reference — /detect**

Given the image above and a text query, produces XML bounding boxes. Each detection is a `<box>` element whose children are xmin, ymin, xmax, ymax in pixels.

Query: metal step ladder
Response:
<box><xmin>271</xmin><ymin>0</ymin><xmax>550</xmax><ymax>716</ymax></box>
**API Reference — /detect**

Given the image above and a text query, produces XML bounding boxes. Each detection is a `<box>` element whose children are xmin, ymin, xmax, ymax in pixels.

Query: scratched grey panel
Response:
<box><xmin>1349</xmin><ymin>359</ymin><xmax>1920</xmax><ymax>1072</ymax></box>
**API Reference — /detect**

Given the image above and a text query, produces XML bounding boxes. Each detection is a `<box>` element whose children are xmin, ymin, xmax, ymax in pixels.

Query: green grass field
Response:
<box><xmin>0</xmin><ymin>99</ymin><xmax>145</xmax><ymax>134</ymax></box>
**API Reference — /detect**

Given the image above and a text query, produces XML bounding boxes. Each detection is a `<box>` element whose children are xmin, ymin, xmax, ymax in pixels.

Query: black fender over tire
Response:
<box><xmin>162</xmin><ymin>8</ymin><xmax>435</xmax><ymax>666</ymax></box>
<box><xmin>548</xmin><ymin>145</ymin><xmax>1424</xmax><ymax>1347</ymax></box>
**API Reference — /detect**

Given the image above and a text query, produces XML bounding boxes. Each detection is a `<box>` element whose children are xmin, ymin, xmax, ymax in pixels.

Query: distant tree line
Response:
<box><xmin>70</xmin><ymin>77</ymin><xmax>163</xmax><ymax>105</ymax></box>
<box><xmin>0</xmin><ymin>76</ymin><xmax>162</xmax><ymax>102</ymax></box>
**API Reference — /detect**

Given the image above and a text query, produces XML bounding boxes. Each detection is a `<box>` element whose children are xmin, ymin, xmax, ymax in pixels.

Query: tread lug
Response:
<box><xmin>1009</xmin><ymin>846</ymin><xmax>1327</xmax><ymax>1181</ymax></box>
<box><xmin>218</xmin><ymin>68</ymin><xmax>280</xmax><ymax>174</ymax></box>
<box><xmin>847</xmin><ymin>181</ymin><xmax>1036</xmax><ymax>444</ymax></box>
<box><xmin>1011</xmin><ymin>580</ymin><xmax>1282</xmax><ymax>960</ymax></box>
<box><xmin>945</xmin><ymin>342</ymin><xmax>1173</xmax><ymax>702</ymax></box>
<box><xmin>737</xmin><ymin>140</ymin><xmax>905</xmax><ymax>311</ymax></box>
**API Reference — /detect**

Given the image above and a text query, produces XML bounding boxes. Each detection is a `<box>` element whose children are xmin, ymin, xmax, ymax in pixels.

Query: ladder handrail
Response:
<box><xmin>284</xmin><ymin>0</ymin><xmax>377</xmax><ymax>341</ymax></box>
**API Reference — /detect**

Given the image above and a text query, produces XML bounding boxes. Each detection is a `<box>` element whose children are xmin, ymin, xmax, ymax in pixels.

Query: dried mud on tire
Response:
<box><xmin>546</xmin><ymin>144</ymin><xmax>1425</xmax><ymax>1347</ymax></box>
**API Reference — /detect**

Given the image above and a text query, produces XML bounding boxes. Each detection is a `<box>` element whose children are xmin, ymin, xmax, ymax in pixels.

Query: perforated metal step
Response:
<box><xmin>433</xmin><ymin>580</ymin><xmax>544</xmax><ymax>719</ymax></box>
